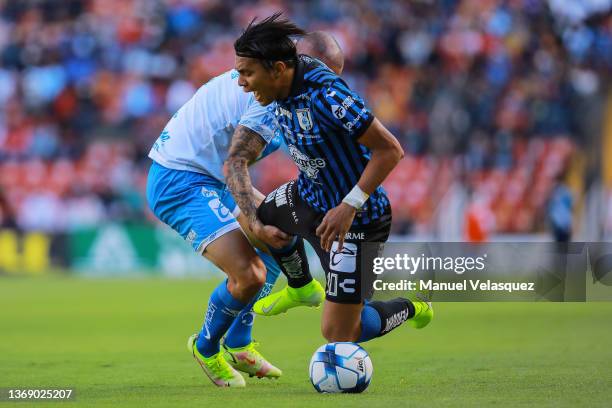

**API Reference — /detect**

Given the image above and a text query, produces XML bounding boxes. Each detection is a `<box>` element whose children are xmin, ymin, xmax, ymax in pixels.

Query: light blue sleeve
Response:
<box><xmin>255</xmin><ymin>132</ymin><xmax>283</xmax><ymax>162</ymax></box>
<box><xmin>238</xmin><ymin>101</ymin><xmax>277</xmax><ymax>144</ymax></box>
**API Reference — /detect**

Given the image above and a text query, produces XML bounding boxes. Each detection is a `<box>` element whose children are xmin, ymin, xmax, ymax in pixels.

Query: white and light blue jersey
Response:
<box><xmin>148</xmin><ymin>70</ymin><xmax>279</xmax><ymax>182</ymax></box>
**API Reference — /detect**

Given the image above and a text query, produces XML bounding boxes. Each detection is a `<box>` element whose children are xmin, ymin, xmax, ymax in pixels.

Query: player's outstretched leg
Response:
<box><xmin>357</xmin><ymin>298</ymin><xmax>433</xmax><ymax>342</ymax></box>
<box><xmin>321</xmin><ymin>298</ymin><xmax>433</xmax><ymax>343</ymax></box>
<box><xmin>253</xmin><ymin>237</ymin><xmax>325</xmax><ymax>316</ymax></box>
<box><xmin>223</xmin><ymin>248</ymin><xmax>282</xmax><ymax>378</ymax></box>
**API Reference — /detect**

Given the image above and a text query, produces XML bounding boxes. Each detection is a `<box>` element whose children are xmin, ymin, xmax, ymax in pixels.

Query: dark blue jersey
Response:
<box><xmin>272</xmin><ymin>55</ymin><xmax>390</xmax><ymax>225</ymax></box>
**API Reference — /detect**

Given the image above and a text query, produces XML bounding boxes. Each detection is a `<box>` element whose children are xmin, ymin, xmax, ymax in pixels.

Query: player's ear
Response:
<box><xmin>271</xmin><ymin>61</ymin><xmax>286</xmax><ymax>79</ymax></box>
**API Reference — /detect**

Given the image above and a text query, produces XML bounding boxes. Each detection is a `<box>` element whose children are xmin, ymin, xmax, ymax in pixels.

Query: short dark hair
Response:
<box><xmin>234</xmin><ymin>12</ymin><xmax>306</xmax><ymax>70</ymax></box>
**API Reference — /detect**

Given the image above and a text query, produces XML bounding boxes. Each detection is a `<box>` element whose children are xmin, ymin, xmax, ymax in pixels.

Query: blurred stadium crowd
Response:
<box><xmin>0</xmin><ymin>0</ymin><xmax>611</xmax><ymax>237</ymax></box>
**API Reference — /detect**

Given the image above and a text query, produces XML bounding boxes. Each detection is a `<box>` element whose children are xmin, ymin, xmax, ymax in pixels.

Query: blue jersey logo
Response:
<box><xmin>152</xmin><ymin>130</ymin><xmax>171</xmax><ymax>151</ymax></box>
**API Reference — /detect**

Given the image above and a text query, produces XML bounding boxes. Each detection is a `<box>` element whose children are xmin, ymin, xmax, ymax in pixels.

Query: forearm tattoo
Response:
<box><xmin>226</xmin><ymin>125</ymin><xmax>266</xmax><ymax>228</ymax></box>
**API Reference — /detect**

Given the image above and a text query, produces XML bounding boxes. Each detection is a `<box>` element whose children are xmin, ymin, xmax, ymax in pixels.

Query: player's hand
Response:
<box><xmin>253</xmin><ymin>222</ymin><xmax>292</xmax><ymax>249</ymax></box>
<box><xmin>316</xmin><ymin>203</ymin><xmax>357</xmax><ymax>252</ymax></box>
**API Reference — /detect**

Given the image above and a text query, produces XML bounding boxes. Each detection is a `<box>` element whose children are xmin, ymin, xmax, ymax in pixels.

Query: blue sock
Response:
<box><xmin>196</xmin><ymin>280</ymin><xmax>246</xmax><ymax>357</ymax></box>
<box><xmin>224</xmin><ymin>249</ymin><xmax>281</xmax><ymax>348</ymax></box>
<box><xmin>357</xmin><ymin>301</ymin><xmax>382</xmax><ymax>343</ymax></box>
<box><xmin>358</xmin><ymin>298</ymin><xmax>413</xmax><ymax>342</ymax></box>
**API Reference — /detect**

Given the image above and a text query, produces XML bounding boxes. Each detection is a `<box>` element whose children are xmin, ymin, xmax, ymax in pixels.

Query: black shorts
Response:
<box><xmin>257</xmin><ymin>180</ymin><xmax>391</xmax><ymax>304</ymax></box>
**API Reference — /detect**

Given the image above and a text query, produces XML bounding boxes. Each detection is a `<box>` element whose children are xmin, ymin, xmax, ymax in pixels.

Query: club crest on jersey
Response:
<box><xmin>288</xmin><ymin>145</ymin><xmax>325</xmax><ymax>179</ymax></box>
<box><xmin>296</xmin><ymin>108</ymin><xmax>313</xmax><ymax>131</ymax></box>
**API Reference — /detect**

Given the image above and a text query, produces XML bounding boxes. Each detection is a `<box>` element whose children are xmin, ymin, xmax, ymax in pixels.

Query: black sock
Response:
<box><xmin>367</xmin><ymin>298</ymin><xmax>414</xmax><ymax>337</ymax></box>
<box><xmin>269</xmin><ymin>237</ymin><xmax>313</xmax><ymax>288</ymax></box>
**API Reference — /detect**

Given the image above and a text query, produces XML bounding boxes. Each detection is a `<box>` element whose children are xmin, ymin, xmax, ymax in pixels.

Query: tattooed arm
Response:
<box><xmin>226</xmin><ymin>125</ymin><xmax>291</xmax><ymax>248</ymax></box>
<box><xmin>226</xmin><ymin>125</ymin><xmax>264</xmax><ymax>229</ymax></box>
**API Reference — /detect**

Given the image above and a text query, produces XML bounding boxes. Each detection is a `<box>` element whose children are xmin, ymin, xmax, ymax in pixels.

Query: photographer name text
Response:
<box><xmin>373</xmin><ymin>279</ymin><xmax>535</xmax><ymax>293</ymax></box>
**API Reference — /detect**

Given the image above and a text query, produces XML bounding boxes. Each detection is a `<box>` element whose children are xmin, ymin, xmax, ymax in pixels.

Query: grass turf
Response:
<box><xmin>1</xmin><ymin>276</ymin><xmax>611</xmax><ymax>407</ymax></box>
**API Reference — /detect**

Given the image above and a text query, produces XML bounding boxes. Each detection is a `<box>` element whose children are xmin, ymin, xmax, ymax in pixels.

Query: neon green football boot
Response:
<box><xmin>408</xmin><ymin>299</ymin><xmax>434</xmax><ymax>329</ymax></box>
<box><xmin>252</xmin><ymin>279</ymin><xmax>325</xmax><ymax>316</ymax></box>
<box><xmin>187</xmin><ymin>334</ymin><xmax>246</xmax><ymax>387</ymax></box>
<box><xmin>223</xmin><ymin>342</ymin><xmax>282</xmax><ymax>379</ymax></box>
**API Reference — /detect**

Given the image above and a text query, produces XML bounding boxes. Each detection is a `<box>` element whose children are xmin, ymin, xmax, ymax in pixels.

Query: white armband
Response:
<box><xmin>342</xmin><ymin>185</ymin><xmax>369</xmax><ymax>209</ymax></box>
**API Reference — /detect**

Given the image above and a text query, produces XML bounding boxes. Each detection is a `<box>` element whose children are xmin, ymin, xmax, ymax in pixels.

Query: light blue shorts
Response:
<box><xmin>146</xmin><ymin>161</ymin><xmax>240</xmax><ymax>253</ymax></box>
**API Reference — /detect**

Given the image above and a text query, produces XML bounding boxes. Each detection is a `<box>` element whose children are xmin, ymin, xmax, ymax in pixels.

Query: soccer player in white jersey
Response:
<box><xmin>146</xmin><ymin>33</ymin><xmax>344</xmax><ymax>388</ymax></box>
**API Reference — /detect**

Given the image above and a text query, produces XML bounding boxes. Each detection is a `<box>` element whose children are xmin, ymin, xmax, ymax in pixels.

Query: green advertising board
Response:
<box><xmin>68</xmin><ymin>223</ymin><xmax>223</xmax><ymax>277</ymax></box>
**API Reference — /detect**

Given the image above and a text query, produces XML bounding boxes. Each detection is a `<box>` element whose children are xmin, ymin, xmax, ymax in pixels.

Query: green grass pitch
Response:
<box><xmin>1</xmin><ymin>276</ymin><xmax>611</xmax><ymax>407</ymax></box>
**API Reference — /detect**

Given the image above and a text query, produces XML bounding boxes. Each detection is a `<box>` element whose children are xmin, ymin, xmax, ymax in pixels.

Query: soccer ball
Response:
<box><xmin>309</xmin><ymin>342</ymin><xmax>373</xmax><ymax>393</ymax></box>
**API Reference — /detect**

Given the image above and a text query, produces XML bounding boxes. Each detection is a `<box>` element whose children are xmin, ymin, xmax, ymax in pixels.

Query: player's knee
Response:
<box><xmin>235</xmin><ymin>258</ymin><xmax>266</xmax><ymax>298</ymax></box>
<box><xmin>248</xmin><ymin>258</ymin><xmax>267</xmax><ymax>288</ymax></box>
<box><xmin>321</xmin><ymin>320</ymin><xmax>360</xmax><ymax>343</ymax></box>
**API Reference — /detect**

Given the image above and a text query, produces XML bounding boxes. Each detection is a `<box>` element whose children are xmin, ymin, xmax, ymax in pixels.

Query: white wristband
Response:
<box><xmin>342</xmin><ymin>185</ymin><xmax>370</xmax><ymax>209</ymax></box>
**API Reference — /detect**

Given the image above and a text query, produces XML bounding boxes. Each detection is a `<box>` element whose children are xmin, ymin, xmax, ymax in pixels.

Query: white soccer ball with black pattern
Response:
<box><xmin>309</xmin><ymin>342</ymin><xmax>373</xmax><ymax>393</ymax></box>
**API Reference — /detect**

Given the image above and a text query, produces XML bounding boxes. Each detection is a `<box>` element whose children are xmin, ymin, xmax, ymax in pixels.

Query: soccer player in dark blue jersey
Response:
<box><xmin>227</xmin><ymin>14</ymin><xmax>433</xmax><ymax>343</ymax></box>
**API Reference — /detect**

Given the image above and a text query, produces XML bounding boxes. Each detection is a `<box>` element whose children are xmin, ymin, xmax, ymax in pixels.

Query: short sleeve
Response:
<box><xmin>312</xmin><ymin>78</ymin><xmax>374</xmax><ymax>140</ymax></box>
<box><xmin>255</xmin><ymin>132</ymin><xmax>283</xmax><ymax>162</ymax></box>
<box><xmin>239</xmin><ymin>101</ymin><xmax>278</xmax><ymax>144</ymax></box>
